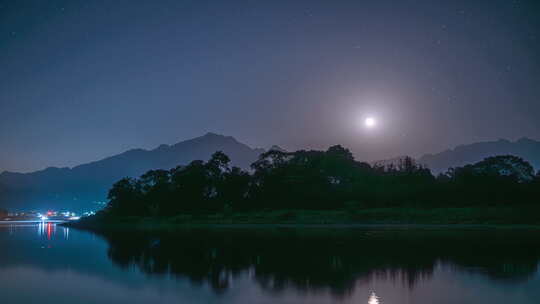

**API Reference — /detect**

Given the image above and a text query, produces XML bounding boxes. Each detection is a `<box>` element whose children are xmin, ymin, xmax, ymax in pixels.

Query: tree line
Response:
<box><xmin>104</xmin><ymin>146</ymin><xmax>540</xmax><ymax>216</ymax></box>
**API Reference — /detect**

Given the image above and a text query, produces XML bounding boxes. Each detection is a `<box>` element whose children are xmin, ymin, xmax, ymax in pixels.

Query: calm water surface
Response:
<box><xmin>1</xmin><ymin>223</ymin><xmax>540</xmax><ymax>304</ymax></box>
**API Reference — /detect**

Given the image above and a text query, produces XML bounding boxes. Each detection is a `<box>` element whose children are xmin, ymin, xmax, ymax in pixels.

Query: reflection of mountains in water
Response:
<box><xmin>96</xmin><ymin>228</ymin><xmax>540</xmax><ymax>297</ymax></box>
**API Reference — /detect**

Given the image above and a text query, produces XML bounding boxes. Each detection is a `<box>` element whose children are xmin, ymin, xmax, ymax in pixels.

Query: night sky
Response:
<box><xmin>1</xmin><ymin>0</ymin><xmax>539</xmax><ymax>173</ymax></box>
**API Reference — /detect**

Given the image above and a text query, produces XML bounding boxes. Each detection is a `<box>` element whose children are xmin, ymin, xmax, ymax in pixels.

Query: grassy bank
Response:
<box><xmin>66</xmin><ymin>206</ymin><xmax>540</xmax><ymax>230</ymax></box>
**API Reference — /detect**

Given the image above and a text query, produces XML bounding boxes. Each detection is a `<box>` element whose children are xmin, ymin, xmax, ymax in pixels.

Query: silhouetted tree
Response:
<box><xmin>139</xmin><ymin>169</ymin><xmax>171</xmax><ymax>215</ymax></box>
<box><xmin>458</xmin><ymin>155</ymin><xmax>535</xmax><ymax>183</ymax></box>
<box><xmin>101</xmin><ymin>148</ymin><xmax>539</xmax><ymax>216</ymax></box>
<box><xmin>443</xmin><ymin>155</ymin><xmax>536</xmax><ymax>206</ymax></box>
<box><xmin>221</xmin><ymin>166</ymin><xmax>251</xmax><ymax>210</ymax></box>
<box><xmin>107</xmin><ymin>177</ymin><xmax>144</xmax><ymax>215</ymax></box>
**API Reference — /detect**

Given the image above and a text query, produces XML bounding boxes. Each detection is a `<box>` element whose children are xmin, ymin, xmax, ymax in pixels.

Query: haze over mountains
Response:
<box><xmin>0</xmin><ymin>133</ymin><xmax>264</xmax><ymax>211</ymax></box>
<box><xmin>418</xmin><ymin>138</ymin><xmax>540</xmax><ymax>174</ymax></box>
<box><xmin>0</xmin><ymin>134</ymin><xmax>539</xmax><ymax>211</ymax></box>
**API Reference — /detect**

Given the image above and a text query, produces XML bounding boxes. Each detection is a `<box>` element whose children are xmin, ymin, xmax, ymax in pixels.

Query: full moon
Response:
<box><xmin>364</xmin><ymin>117</ymin><xmax>377</xmax><ymax>128</ymax></box>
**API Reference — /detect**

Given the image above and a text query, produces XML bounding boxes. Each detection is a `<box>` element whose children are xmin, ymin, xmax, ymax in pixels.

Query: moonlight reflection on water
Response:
<box><xmin>368</xmin><ymin>292</ymin><xmax>380</xmax><ymax>304</ymax></box>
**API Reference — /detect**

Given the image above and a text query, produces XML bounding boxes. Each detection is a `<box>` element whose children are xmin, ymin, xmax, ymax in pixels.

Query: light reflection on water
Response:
<box><xmin>37</xmin><ymin>222</ymin><xmax>55</xmax><ymax>240</ymax></box>
<box><xmin>368</xmin><ymin>291</ymin><xmax>380</xmax><ymax>304</ymax></box>
<box><xmin>0</xmin><ymin>224</ymin><xmax>540</xmax><ymax>304</ymax></box>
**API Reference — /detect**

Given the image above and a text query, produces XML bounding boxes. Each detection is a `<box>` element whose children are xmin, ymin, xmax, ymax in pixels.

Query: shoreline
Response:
<box><xmin>63</xmin><ymin>220</ymin><xmax>540</xmax><ymax>232</ymax></box>
<box><xmin>67</xmin><ymin>207</ymin><xmax>540</xmax><ymax>229</ymax></box>
<box><xmin>63</xmin><ymin>207</ymin><xmax>540</xmax><ymax>232</ymax></box>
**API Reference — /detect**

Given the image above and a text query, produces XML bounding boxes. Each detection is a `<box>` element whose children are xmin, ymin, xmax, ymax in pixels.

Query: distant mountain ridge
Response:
<box><xmin>2</xmin><ymin>135</ymin><xmax>539</xmax><ymax>211</ymax></box>
<box><xmin>418</xmin><ymin>138</ymin><xmax>540</xmax><ymax>174</ymax></box>
<box><xmin>0</xmin><ymin>133</ymin><xmax>264</xmax><ymax>211</ymax></box>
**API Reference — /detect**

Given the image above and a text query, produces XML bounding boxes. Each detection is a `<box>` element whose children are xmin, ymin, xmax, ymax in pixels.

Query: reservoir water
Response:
<box><xmin>1</xmin><ymin>222</ymin><xmax>540</xmax><ymax>304</ymax></box>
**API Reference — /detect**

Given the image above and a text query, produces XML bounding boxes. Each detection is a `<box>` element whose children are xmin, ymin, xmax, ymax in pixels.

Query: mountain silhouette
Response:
<box><xmin>418</xmin><ymin>138</ymin><xmax>540</xmax><ymax>174</ymax></box>
<box><xmin>2</xmin><ymin>136</ymin><xmax>539</xmax><ymax>211</ymax></box>
<box><xmin>0</xmin><ymin>133</ymin><xmax>264</xmax><ymax>211</ymax></box>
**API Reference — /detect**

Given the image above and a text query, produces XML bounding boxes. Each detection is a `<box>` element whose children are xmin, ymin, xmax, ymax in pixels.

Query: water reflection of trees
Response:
<box><xmin>98</xmin><ymin>229</ymin><xmax>540</xmax><ymax>296</ymax></box>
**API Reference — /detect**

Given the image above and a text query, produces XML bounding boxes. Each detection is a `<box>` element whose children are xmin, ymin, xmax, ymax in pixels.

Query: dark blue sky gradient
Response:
<box><xmin>1</xmin><ymin>0</ymin><xmax>539</xmax><ymax>172</ymax></box>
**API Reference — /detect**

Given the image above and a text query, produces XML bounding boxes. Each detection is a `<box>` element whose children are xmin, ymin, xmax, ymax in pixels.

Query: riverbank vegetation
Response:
<box><xmin>81</xmin><ymin>146</ymin><xmax>540</xmax><ymax>226</ymax></box>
